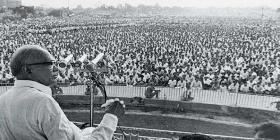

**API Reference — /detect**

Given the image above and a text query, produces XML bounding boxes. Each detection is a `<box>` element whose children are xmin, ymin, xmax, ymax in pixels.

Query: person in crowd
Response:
<box><xmin>273</xmin><ymin>82</ymin><xmax>280</xmax><ymax>96</ymax></box>
<box><xmin>247</xmin><ymin>78</ymin><xmax>256</xmax><ymax>92</ymax></box>
<box><xmin>168</xmin><ymin>77</ymin><xmax>177</xmax><ymax>88</ymax></box>
<box><xmin>191</xmin><ymin>78</ymin><xmax>203</xmax><ymax>90</ymax></box>
<box><xmin>56</xmin><ymin>71</ymin><xmax>69</xmax><ymax>83</ymax></box>
<box><xmin>0</xmin><ymin>73</ymin><xmax>8</xmax><ymax>83</ymax></box>
<box><xmin>219</xmin><ymin>78</ymin><xmax>228</xmax><ymax>92</ymax></box>
<box><xmin>253</xmin><ymin>82</ymin><xmax>264</xmax><ymax>94</ymax></box>
<box><xmin>177</xmin><ymin>78</ymin><xmax>187</xmax><ymax>88</ymax></box>
<box><xmin>149</xmin><ymin>74</ymin><xmax>158</xmax><ymax>86</ymax></box>
<box><xmin>203</xmin><ymin>76</ymin><xmax>212</xmax><ymax>90</ymax></box>
<box><xmin>0</xmin><ymin>45</ymin><xmax>125</xmax><ymax>139</ymax></box>
<box><xmin>159</xmin><ymin>73</ymin><xmax>170</xmax><ymax>87</ymax></box>
<box><xmin>240</xmin><ymin>69</ymin><xmax>249</xmax><ymax>84</ymax></box>
<box><xmin>211</xmin><ymin>76</ymin><xmax>220</xmax><ymax>90</ymax></box>
<box><xmin>270</xmin><ymin>100</ymin><xmax>280</xmax><ymax>110</ymax></box>
<box><xmin>182</xmin><ymin>87</ymin><xmax>194</xmax><ymax>101</ymax></box>
<box><xmin>126</xmin><ymin>75</ymin><xmax>135</xmax><ymax>86</ymax></box>
<box><xmin>143</xmin><ymin>71</ymin><xmax>151</xmax><ymax>83</ymax></box>
<box><xmin>104</xmin><ymin>73</ymin><xmax>114</xmax><ymax>85</ymax></box>
<box><xmin>136</xmin><ymin>76</ymin><xmax>146</xmax><ymax>86</ymax></box>
<box><xmin>228</xmin><ymin>81</ymin><xmax>240</xmax><ymax>93</ymax></box>
<box><xmin>240</xmin><ymin>82</ymin><xmax>250</xmax><ymax>93</ymax></box>
<box><xmin>50</xmin><ymin>69</ymin><xmax>63</xmax><ymax>95</ymax></box>
<box><xmin>51</xmin><ymin>82</ymin><xmax>63</xmax><ymax>95</ymax></box>
<box><xmin>69</xmin><ymin>73</ymin><xmax>77</xmax><ymax>85</ymax></box>
<box><xmin>144</xmin><ymin>85</ymin><xmax>160</xmax><ymax>99</ymax></box>
<box><xmin>110</xmin><ymin>73</ymin><xmax>117</xmax><ymax>84</ymax></box>
<box><xmin>263</xmin><ymin>82</ymin><xmax>275</xmax><ymax>95</ymax></box>
<box><xmin>1</xmin><ymin>15</ymin><xmax>280</xmax><ymax>99</ymax></box>
<box><xmin>117</xmin><ymin>73</ymin><xmax>126</xmax><ymax>85</ymax></box>
<box><xmin>76</xmin><ymin>72</ymin><xmax>87</xmax><ymax>84</ymax></box>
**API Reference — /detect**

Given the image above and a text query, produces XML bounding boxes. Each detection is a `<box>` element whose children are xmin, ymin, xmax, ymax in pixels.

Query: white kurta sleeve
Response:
<box><xmin>37</xmin><ymin>96</ymin><xmax>118</xmax><ymax>140</ymax></box>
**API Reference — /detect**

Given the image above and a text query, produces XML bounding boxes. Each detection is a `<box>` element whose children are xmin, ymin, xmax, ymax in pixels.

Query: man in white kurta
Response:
<box><xmin>0</xmin><ymin>45</ymin><xmax>125</xmax><ymax>140</ymax></box>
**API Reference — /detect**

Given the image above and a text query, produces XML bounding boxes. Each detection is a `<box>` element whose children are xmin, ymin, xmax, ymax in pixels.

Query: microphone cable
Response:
<box><xmin>90</xmin><ymin>72</ymin><xmax>127</xmax><ymax>140</ymax></box>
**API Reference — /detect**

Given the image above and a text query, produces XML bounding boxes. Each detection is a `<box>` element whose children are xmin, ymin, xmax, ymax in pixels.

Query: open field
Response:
<box><xmin>56</xmin><ymin>95</ymin><xmax>274</xmax><ymax>139</ymax></box>
<box><xmin>2</xmin><ymin>85</ymin><xmax>279</xmax><ymax>111</ymax></box>
<box><xmin>2</xmin><ymin>85</ymin><xmax>277</xmax><ymax>139</ymax></box>
<box><xmin>65</xmin><ymin>110</ymin><xmax>254</xmax><ymax>138</ymax></box>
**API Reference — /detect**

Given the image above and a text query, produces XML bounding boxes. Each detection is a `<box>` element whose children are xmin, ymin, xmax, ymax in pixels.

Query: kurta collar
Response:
<box><xmin>14</xmin><ymin>80</ymin><xmax>52</xmax><ymax>96</ymax></box>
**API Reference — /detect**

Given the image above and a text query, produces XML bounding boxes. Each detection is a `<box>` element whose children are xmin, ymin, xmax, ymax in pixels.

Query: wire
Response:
<box><xmin>118</xmin><ymin>125</ymin><xmax>128</xmax><ymax>140</ymax></box>
<box><xmin>90</xmin><ymin>72</ymin><xmax>126</xmax><ymax>140</ymax></box>
<box><xmin>90</xmin><ymin>72</ymin><xmax>107</xmax><ymax>101</ymax></box>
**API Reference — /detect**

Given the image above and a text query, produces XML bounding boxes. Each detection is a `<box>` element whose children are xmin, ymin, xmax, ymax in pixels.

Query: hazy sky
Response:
<box><xmin>22</xmin><ymin>0</ymin><xmax>280</xmax><ymax>9</ymax></box>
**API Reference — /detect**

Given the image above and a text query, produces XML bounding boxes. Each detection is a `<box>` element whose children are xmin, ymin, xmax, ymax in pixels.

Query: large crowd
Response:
<box><xmin>1</xmin><ymin>16</ymin><xmax>280</xmax><ymax>96</ymax></box>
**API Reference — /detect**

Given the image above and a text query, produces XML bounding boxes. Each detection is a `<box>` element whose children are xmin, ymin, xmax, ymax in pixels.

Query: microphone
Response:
<box><xmin>85</xmin><ymin>52</ymin><xmax>107</xmax><ymax>100</ymax></box>
<box><xmin>58</xmin><ymin>54</ymin><xmax>73</xmax><ymax>69</ymax></box>
<box><xmin>85</xmin><ymin>53</ymin><xmax>104</xmax><ymax>72</ymax></box>
<box><xmin>74</xmin><ymin>54</ymin><xmax>88</xmax><ymax>68</ymax></box>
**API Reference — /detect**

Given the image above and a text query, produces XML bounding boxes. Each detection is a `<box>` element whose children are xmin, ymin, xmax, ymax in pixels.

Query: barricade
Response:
<box><xmin>1</xmin><ymin>83</ymin><xmax>280</xmax><ymax>111</ymax></box>
<box><xmin>68</xmin><ymin>123</ymin><xmax>253</xmax><ymax>140</ymax></box>
<box><xmin>0</xmin><ymin>83</ymin><xmax>13</xmax><ymax>95</ymax></box>
<box><xmin>104</xmin><ymin>86</ymin><xmax>280</xmax><ymax>111</ymax></box>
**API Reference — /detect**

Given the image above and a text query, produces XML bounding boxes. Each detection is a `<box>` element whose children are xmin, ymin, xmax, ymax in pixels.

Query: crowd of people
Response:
<box><xmin>1</xmin><ymin>16</ymin><xmax>280</xmax><ymax>96</ymax></box>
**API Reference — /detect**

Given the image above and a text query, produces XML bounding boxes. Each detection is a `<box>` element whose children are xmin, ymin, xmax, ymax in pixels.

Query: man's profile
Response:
<box><xmin>0</xmin><ymin>45</ymin><xmax>125</xmax><ymax>140</ymax></box>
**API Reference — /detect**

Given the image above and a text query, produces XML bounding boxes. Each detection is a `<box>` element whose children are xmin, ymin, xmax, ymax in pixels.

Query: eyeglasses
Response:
<box><xmin>26</xmin><ymin>61</ymin><xmax>57</xmax><ymax>70</ymax></box>
<box><xmin>27</xmin><ymin>61</ymin><xmax>56</xmax><ymax>66</ymax></box>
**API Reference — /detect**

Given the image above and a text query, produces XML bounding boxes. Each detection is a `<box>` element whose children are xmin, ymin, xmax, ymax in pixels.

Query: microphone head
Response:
<box><xmin>73</xmin><ymin>61</ymin><xmax>82</xmax><ymax>68</ymax></box>
<box><xmin>74</xmin><ymin>54</ymin><xmax>88</xmax><ymax>68</ymax></box>
<box><xmin>58</xmin><ymin>54</ymin><xmax>73</xmax><ymax>69</ymax></box>
<box><xmin>85</xmin><ymin>52</ymin><xmax>104</xmax><ymax>72</ymax></box>
<box><xmin>78</xmin><ymin>54</ymin><xmax>88</xmax><ymax>63</ymax></box>
<box><xmin>91</xmin><ymin>53</ymin><xmax>104</xmax><ymax>65</ymax></box>
<box><xmin>85</xmin><ymin>63</ymin><xmax>96</xmax><ymax>72</ymax></box>
<box><xmin>64</xmin><ymin>54</ymin><xmax>74</xmax><ymax>63</ymax></box>
<box><xmin>58</xmin><ymin>61</ymin><xmax>67</xmax><ymax>69</ymax></box>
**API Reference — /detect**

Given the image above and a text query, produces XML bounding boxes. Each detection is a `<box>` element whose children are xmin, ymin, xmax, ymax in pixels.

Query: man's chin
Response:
<box><xmin>48</xmin><ymin>79</ymin><xmax>57</xmax><ymax>87</ymax></box>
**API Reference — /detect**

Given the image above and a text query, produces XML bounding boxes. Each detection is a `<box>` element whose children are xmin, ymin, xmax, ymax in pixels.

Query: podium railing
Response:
<box><xmin>72</xmin><ymin>123</ymin><xmax>253</xmax><ymax>140</ymax></box>
<box><xmin>111</xmin><ymin>126</ymin><xmax>253</xmax><ymax>140</ymax></box>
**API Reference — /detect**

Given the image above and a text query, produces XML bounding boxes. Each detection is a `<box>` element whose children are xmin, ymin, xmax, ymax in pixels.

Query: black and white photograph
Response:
<box><xmin>0</xmin><ymin>0</ymin><xmax>280</xmax><ymax>139</ymax></box>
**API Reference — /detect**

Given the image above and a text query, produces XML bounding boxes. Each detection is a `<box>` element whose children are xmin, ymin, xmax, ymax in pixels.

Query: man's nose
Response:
<box><xmin>53</xmin><ymin>65</ymin><xmax>59</xmax><ymax>73</ymax></box>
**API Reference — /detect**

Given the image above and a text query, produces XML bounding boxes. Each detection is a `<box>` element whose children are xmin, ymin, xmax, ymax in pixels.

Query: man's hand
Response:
<box><xmin>101</xmin><ymin>98</ymin><xmax>125</xmax><ymax>118</ymax></box>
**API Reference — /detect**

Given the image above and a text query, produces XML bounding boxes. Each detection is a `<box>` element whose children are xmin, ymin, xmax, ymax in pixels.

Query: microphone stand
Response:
<box><xmin>75</xmin><ymin>70</ymin><xmax>127</xmax><ymax>140</ymax></box>
<box><xmin>89</xmin><ymin>80</ymin><xmax>96</xmax><ymax>127</ymax></box>
<box><xmin>88</xmin><ymin>72</ymin><xmax>107</xmax><ymax>127</ymax></box>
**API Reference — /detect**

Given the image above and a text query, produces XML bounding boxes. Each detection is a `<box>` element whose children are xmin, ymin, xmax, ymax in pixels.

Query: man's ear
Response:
<box><xmin>23</xmin><ymin>66</ymin><xmax>32</xmax><ymax>74</ymax></box>
<box><xmin>27</xmin><ymin>67</ymin><xmax>32</xmax><ymax>74</ymax></box>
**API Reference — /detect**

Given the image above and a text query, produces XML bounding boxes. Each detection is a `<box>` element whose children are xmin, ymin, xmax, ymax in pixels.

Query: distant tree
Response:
<box><xmin>37</xmin><ymin>12</ymin><xmax>46</xmax><ymax>17</ymax></box>
<box><xmin>2</xmin><ymin>15</ymin><xmax>19</xmax><ymax>22</ymax></box>
<box><xmin>99</xmin><ymin>4</ymin><xmax>106</xmax><ymax>10</ymax></box>
<box><xmin>12</xmin><ymin>6</ymin><xmax>34</xmax><ymax>18</ymax></box>
<box><xmin>76</xmin><ymin>5</ymin><xmax>83</xmax><ymax>10</ymax></box>
<box><xmin>0</xmin><ymin>7</ymin><xmax>6</xmax><ymax>13</ymax></box>
<box><xmin>24</xmin><ymin>6</ymin><xmax>35</xmax><ymax>14</ymax></box>
<box><xmin>124</xmin><ymin>3</ymin><xmax>133</xmax><ymax>10</ymax></box>
<box><xmin>116</xmin><ymin>4</ymin><xmax>123</xmax><ymax>9</ymax></box>
<box><xmin>48</xmin><ymin>9</ymin><xmax>63</xmax><ymax>17</ymax></box>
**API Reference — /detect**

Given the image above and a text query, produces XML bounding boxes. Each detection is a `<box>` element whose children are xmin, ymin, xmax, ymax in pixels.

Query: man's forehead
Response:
<box><xmin>26</xmin><ymin>50</ymin><xmax>56</xmax><ymax>64</ymax></box>
<box><xmin>15</xmin><ymin>45</ymin><xmax>55</xmax><ymax>63</ymax></box>
<box><xmin>29</xmin><ymin>54</ymin><xmax>55</xmax><ymax>62</ymax></box>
